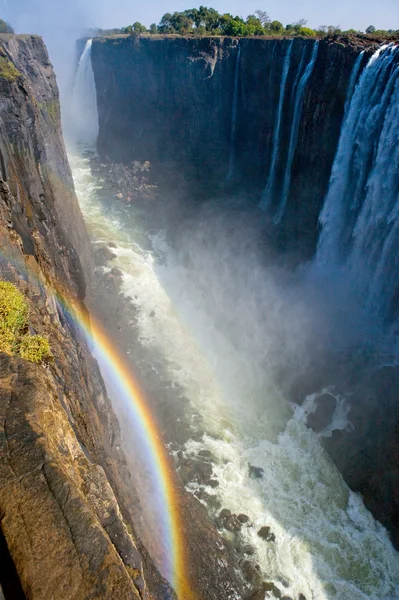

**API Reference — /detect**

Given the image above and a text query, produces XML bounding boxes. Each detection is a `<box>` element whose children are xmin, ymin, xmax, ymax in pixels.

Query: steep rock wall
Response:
<box><xmin>91</xmin><ymin>35</ymin><xmax>372</xmax><ymax>255</ymax></box>
<box><xmin>0</xmin><ymin>34</ymin><xmax>171</xmax><ymax>600</ymax></box>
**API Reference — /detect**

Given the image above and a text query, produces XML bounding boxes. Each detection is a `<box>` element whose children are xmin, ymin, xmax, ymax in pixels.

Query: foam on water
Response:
<box><xmin>70</xmin><ymin>148</ymin><xmax>399</xmax><ymax>600</ymax></box>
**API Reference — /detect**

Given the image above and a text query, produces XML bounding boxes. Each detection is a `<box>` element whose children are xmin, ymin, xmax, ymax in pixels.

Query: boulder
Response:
<box><xmin>249</xmin><ymin>465</ymin><xmax>264</xmax><ymax>479</ymax></box>
<box><xmin>257</xmin><ymin>527</ymin><xmax>276</xmax><ymax>542</ymax></box>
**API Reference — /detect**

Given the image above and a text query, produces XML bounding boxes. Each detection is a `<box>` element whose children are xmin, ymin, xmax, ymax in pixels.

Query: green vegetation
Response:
<box><xmin>126</xmin><ymin>8</ymin><xmax>318</xmax><ymax>37</ymax></box>
<box><xmin>19</xmin><ymin>335</ymin><xmax>52</xmax><ymax>363</ymax></box>
<box><xmin>92</xmin><ymin>7</ymin><xmax>399</xmax><ymax>39</ymax></box>
<box><xmin>0</xmin><ymin>19</ymin><xmax>13</xmax><ymax>34</ymax></box>
<box><xmin>39</xmin><ymin>99</ymin><xmax>59</xmax><ymax>126</ymax></box>
<box><xmin>0</xmin><ymin>281</ymin><xmax>53</xmax><ymax>364</ymax></box>
<box><xmin>0</xmin><ymin>53</ymin><xmax>20</xmax><ymax>82</ymax></box>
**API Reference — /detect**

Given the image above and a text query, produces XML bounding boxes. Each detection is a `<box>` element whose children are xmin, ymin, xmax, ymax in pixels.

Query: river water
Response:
<box><xmin>69</xmin><ymin>147</ymin><xmax>399</xmax><ymax>600</ymax></box>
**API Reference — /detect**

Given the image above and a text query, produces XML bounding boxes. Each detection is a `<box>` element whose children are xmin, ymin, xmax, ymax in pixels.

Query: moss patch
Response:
<box><xmin>0</xmin><ymin>54</ymin><xmax>21</xmax><ymax>82</ymax></box>
<box><xmin>39</xmin><ymin>99</ymin><xmax>59</xmax><ymax>126</ymax></box>
<box><xmin>20</xmin><ymin>335</ymin><xmax>52</xmax><ymax>363</ymax></box>
<box><xmin>0</xmin><ymin>281</ymin><xmax>52</xmax><ymax>364</ymax></box>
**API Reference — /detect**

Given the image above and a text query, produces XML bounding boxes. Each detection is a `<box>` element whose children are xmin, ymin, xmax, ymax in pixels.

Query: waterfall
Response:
<box><xmin>227</xmin><ymin>45</ymin><xmax>241</xmax><ymax>181</ymax></box>
<box><xmin>344</xmin><ymin>51</ymin><xmax>365</xmax><ymax>116</ymax></box>
<box><xmin>70</xmin><ymin>40</ymin><xmax>99</xmax><ymax>146</ymax></box>
<box><xmin>274</xmin><ymin>41</ymin><xmax>319</xmax><ymax>224</ymax></box>
<box><xmin>259</xmin><ymin>41</ymin><xmax>293</xmax><ymax>210</ymax></box>
<box><xmin>316</xmin><ymin>44</ymin><xmax>399</xmax><ymax>318</ymax></box>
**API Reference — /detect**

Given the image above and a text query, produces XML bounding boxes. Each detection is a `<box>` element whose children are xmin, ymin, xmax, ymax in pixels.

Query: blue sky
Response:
<box><xmin>3</xmin><ymin>0</ymin><xmax>399</xmax><ymax>33</ymax></box>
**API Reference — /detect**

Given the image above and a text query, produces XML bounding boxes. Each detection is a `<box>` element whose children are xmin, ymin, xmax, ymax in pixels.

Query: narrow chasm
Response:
<box><xmin>64</xmin><ymin>35</ymin><xmax>399</xmax><ymax>600</ymax></box>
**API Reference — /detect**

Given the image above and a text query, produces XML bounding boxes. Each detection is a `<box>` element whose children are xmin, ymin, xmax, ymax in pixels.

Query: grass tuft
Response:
<box><xmin>0</xmin><ymin>281</ymin><xmax>52</xmax><ymax>364</ymax></box>
<box><xmin>0</xmin><ymin>54</ymin><xmax>21</xmax><ymax>82</ymax></box>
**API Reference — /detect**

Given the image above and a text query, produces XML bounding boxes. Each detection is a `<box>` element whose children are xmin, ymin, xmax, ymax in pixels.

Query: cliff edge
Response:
<box><xmin>0</xmin><ymin>34</ymin><xmax>171</xmax><ymax>600</ymax></box>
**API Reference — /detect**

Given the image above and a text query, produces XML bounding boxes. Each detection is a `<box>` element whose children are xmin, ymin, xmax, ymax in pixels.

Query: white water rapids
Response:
<box><xmin>69</xmin><ymin>148</ymin><xmax>399</xmax><ymax>600</ymax></box>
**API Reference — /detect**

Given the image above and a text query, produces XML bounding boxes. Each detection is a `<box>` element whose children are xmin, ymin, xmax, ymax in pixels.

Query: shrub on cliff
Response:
<box><xmin>0</xmin><ymin>53</ymin><xmax>20</xmax><ymax>82</ymax></box>
<box><xmin>19</xmin><ymin>335</ymin><xmax>52</xmax><ymax>364</ymax></box>
<box><xmin>0</xmin><ymin>281</ymin><xmax>52</xmax><ymax>364</ymax></box>
<box><xmin>0</xmin><ymin>19</ymin><xmax>13</xmax><ymax>34</ymax></box>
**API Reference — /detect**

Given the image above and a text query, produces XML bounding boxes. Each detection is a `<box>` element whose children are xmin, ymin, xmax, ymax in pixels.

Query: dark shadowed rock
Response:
<box><xmin>237</xmin><ymin>513</ymin><xmax>250</xmax><ymax>524</ymax></box>
<box><xmin>257</xmin><ymin>526</ymin><xmax>276</xmax><ymax>542</ymax></box>
<box><xmin>241</xmin><ymin>561</ymin><xmax>262</xmax><ymax>587</ymax></box>
<box><xmin>306</xmin><ymin>393</ymin><xmax>337</xmax><ymax>432</ymax></box>
<box><xmin>94</xmin><ymin>245</ymin><xmax>117</xmax><ymax>266</ymax></box>
<box><xmin>242</xmin><ymin>544</ymin><xmax>255</xmax><ymax>555</ymax></box>
<box><xmin>249</xmin><ymin>464</ymin><xmax>264</xmax><ymax>479</ymax></box>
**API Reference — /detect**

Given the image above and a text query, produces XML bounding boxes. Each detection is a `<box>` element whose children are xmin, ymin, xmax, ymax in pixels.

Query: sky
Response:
<box><xmin>3</xmin><ymin>0</ymin><xmax>399</xmax><ymax>34</ymax></box>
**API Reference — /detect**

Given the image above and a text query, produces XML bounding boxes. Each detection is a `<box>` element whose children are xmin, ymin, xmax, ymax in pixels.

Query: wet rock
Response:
<box><xmin>249</xmin><ymin>464</ymin><xmax>264</xmax><ymax>479</ymax></box>
<box><xmin>248</xmin><ymin>582</ymin><xmax>282</xmax><ymax>600</ymax></box>
<box><xmin>198</xmin><ymin>449</ymin><xmax>213</xmax><ymax>459</ymax></box>
<box><xmin>263</xmin><ymin>582</ymin><xmax>282</xmax><ymax>598</ymax></box>
<box><xmin>93</xmin><ymin>245</ymin><xmax>117</xmax><ymax>267</ymax></box>
<box><xmin>215</xmin><ymin>508</ymin><xmax>241</xmax><ymax>532</ymax></box>
<box><xmin>298</xmin><ymin>595</ymin><xmax>307</xmax><ymax>600</ymax></box>
<box><xmin>219</xmin><ymin>509</ymin><xmax>232</xmax><ymax>519</ymax></box>
<box><xmin>237</xmin><ymin>513</ymin><xmax>250</xmax><ymax>524</ymax></box>
<box><xmin>209</xmin><ymin>479</ymin><xmax>219</xmax><ymax>488</ymax></box>
<box><xmin>257</xmin><ymin>526</ymin><xmax>276</xmax><ymax>542</ymax></box>
<box><xmin>306</xmin><ymin>392</ymin><xmax>337</xmax><ymax>433</ymax></box>
<box><xmin>242</xmin><ymin>544</ymin><xmax>255</xmax><ymax>555</ymax></box>
<box><xmin>197</xmin><ymin>461</ymin><xmax>213</xmax><ymax>481</ymax></box>
<box><xmin>242</xmin><ymin>560</ymin><xmax>262</xmax><ymax>587</ymax></box>
<box><xmin>224</xmin><ymin>515</ymin><xmax>242</xmax><ymax>533</ymax></box>
<box><xmin>281</xmin><ymin>597</ymin><xmax>293</xmax><ymax>600</ymax></box>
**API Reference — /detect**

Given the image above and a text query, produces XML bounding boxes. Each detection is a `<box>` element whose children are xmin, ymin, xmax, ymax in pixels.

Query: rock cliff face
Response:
<box><xmin>91</xmin><ymin>35</ymin><xmax>373</xmax><ymax>256</ymax></box>
<box><xmin>0</xmin><ymin>34</ymin><xmax>171</xmax><ymax>600</ymax></box>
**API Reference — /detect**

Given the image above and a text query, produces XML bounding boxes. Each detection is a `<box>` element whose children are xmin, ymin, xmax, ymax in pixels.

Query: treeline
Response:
<box><xmin>96</xmin><ymin>7</ymin><xmax>399</xmax><ymax>39</ymax></box>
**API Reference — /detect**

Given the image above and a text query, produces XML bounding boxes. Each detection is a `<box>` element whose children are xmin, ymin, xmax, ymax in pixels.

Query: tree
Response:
<box><xmin>254</xmin><ymin>10</ymin><xmax>270</xmax><ymax>27</ymax></box>
<box><xmin>199</xmin><ymin>6</ymin><xmax>221</xmax><ymax>31</ymax></box>
<box><xmin>246</xmin><ymin>15</ymin><xmax>265</xmax><ymax>35</ymax></box>
<box><xmin>158</xmin><ymin>13</ymin><xmax>174</xmax><ymax>33</ymax></box>
<box><xmin>149</xmin><ymin>23</ymin><xmax>157</xmax><ymax>34</ymax></box>
<box><xmin>270</xmin><ymin>20</ymin><xmax>284</xmax><ymax>34</ymax></box>
<box><xmin>170</xmin><ymin>12</ymin><xmax>194</xmax><ymax>34</ymax></box>
<box><xmin>220</xmin><ymin>16</ymin><xmax>247</xmax><ymax>36</ymax></box>
<box><xmin>298</xmin><ymin>27</ymin><xmax>317</xmax><ymax>37</ymax></box>
<box><xmin>133</xmin><ymin>22</ymin><xmax>147</xmax><ymax>33</ymax></box>
<box><xmin>0</xmin><ymin>19</ymin><xmax>13</xmax><ymax>33</ymax></box>
<box><xmin>366</xmin><ymin>25</ymin><xmax>376</xmax><ymax>34</ymax></box>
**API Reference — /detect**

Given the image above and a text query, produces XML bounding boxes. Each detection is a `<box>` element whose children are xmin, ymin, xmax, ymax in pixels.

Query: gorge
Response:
<box><xmin>0</xmin><ymin>26</ymin><xmax>399</xmax><ymax>600</ymax></box>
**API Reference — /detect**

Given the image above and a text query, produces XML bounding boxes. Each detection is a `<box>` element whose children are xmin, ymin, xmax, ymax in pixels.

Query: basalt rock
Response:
<box><xmin>91</xmin><ymin>35</ymin><xmax>375</xmax><ymax>258</ymax></box>
<box><xmin>257</xmin><ymin>526</ymin><xmax>276</xmax><ymax>542</ymax></box>
<box><xmin>306</xmin><ymin>392</ymin><xmax>337</xmax><ymax>433</ymax></box>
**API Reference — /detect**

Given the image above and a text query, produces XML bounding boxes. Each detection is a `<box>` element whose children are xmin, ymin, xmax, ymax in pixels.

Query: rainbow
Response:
<box><xmin>0</xmin><ymin>251</ymin><xmax>194</xmax><ymax>599</ymax></box>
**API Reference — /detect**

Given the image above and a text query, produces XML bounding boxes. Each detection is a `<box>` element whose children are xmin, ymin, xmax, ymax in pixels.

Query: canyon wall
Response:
<box><xmin>91</xmin><ymin>35</ymin><xmax>373</xmax><ymax>256</ymax></box>
<box><xmin>0</xmin><ymin>34</ymin><xmax>171</xmax><ymax>600</ymax></box>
